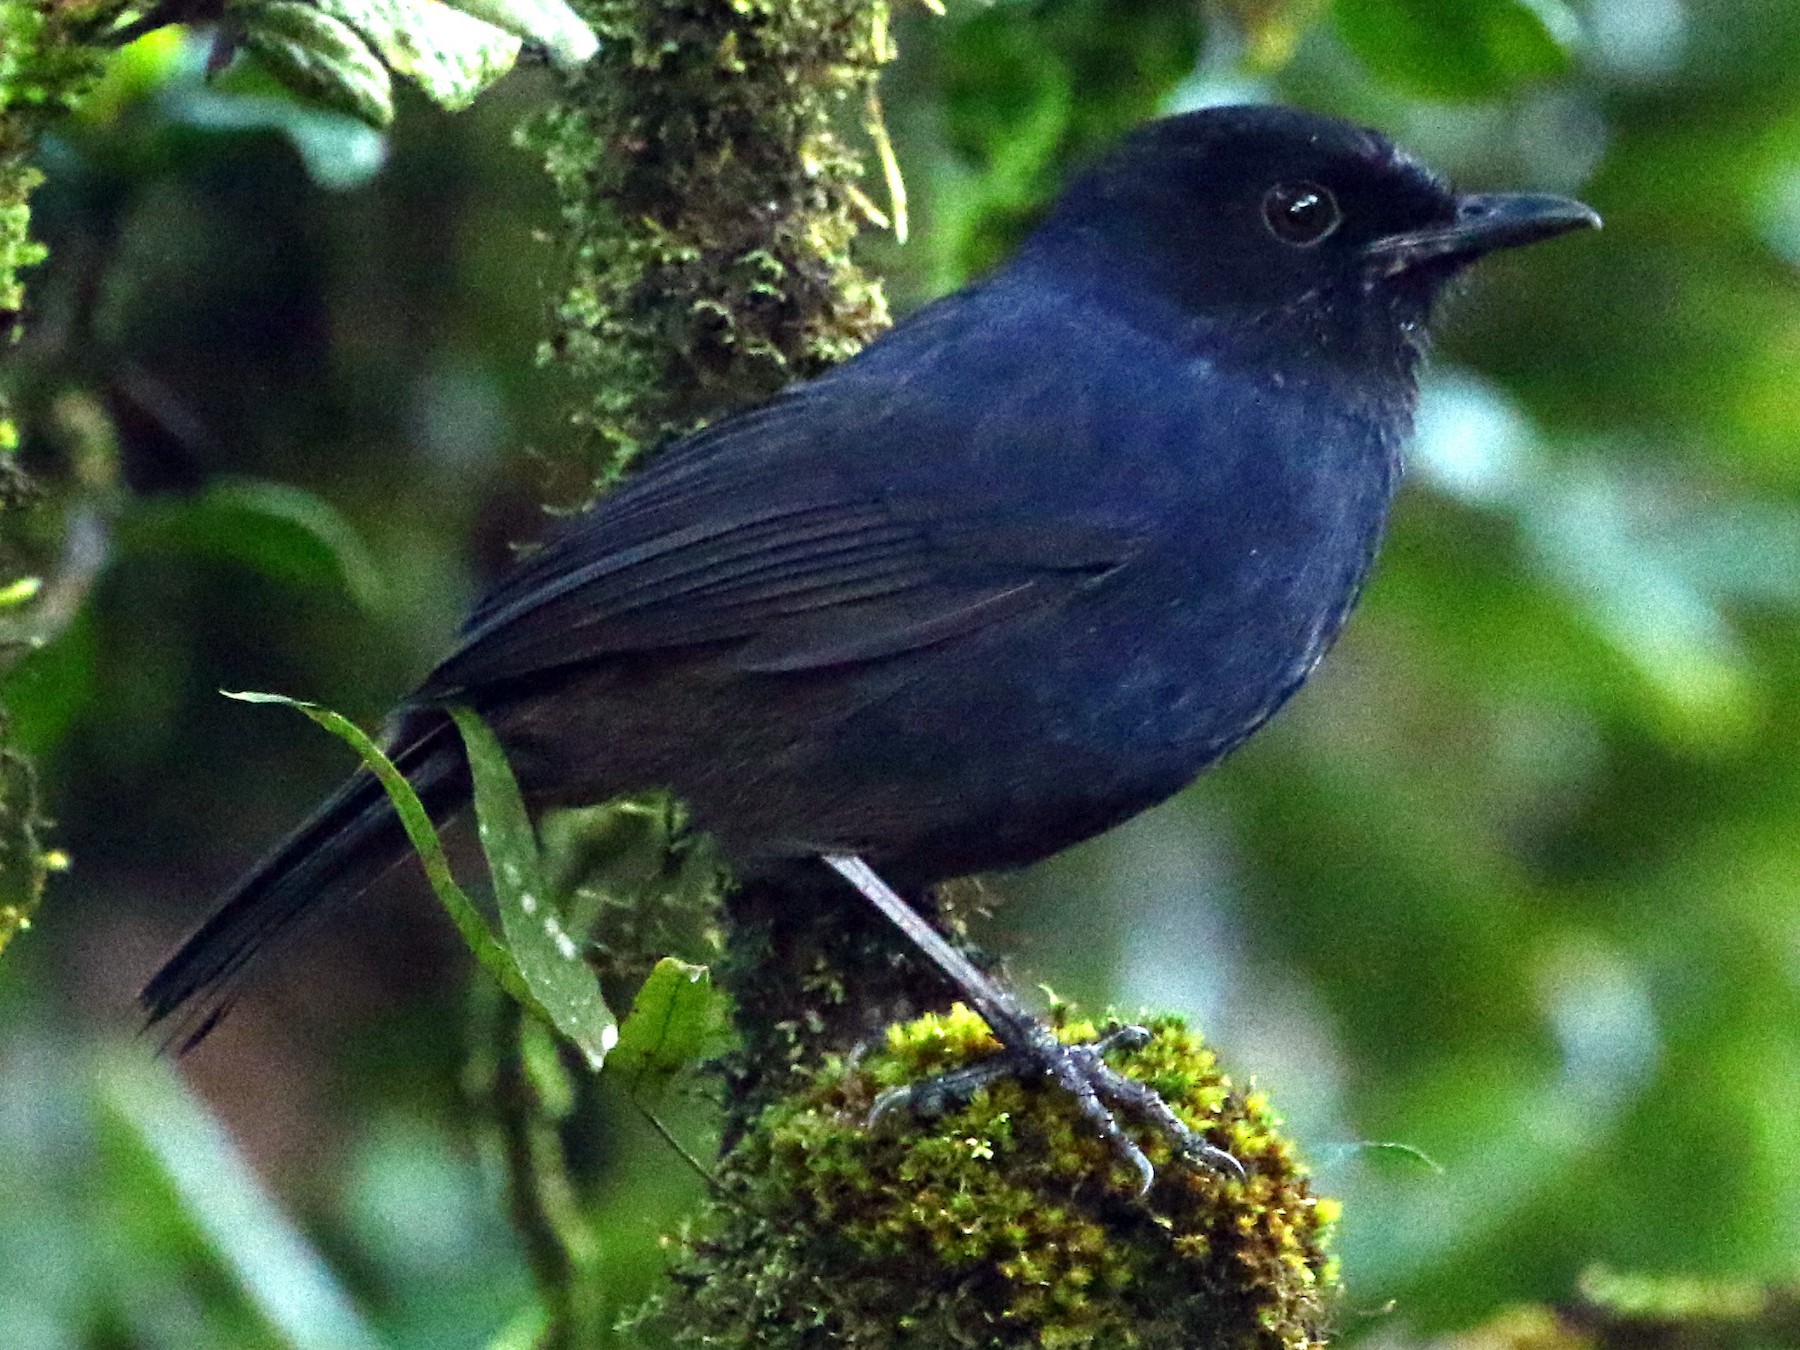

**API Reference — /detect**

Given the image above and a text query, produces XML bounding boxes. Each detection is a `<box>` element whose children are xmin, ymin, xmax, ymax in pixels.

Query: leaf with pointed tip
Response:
<box><xmin>608</xmin><ymin>958</ymin><xmax>726</xmax><ymax>1101</ymax></box>
<box><xmin>220</xmin><ymin>693</ymin><xmax>616</xmax><ymax>1067</ymax></box>
<box><xmin>451</xmin><ymin>706</ymin><xmax>617</xmax><ymax>1070</ymax></box>
<box><xmin>221</xmin><ymin>691</ymin><xmax>537</xmax><ymax>1007</ymax></box>
<box><xmin>119</xmin><ymin>478</ymin><xmax>384</xmax><ymax>610</ymax></box>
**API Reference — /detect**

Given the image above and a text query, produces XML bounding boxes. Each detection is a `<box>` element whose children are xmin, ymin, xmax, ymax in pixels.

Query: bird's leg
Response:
<box><xmin>822</xmin><ymin>854</ymin><xmax>1245</xmax><ymax>1194</ymax></box>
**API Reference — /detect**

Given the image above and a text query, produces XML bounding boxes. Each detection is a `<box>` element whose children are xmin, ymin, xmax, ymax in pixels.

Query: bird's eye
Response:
<box><xmin>1261</xmin><ymin>181</ymin><xmax>1342</xmax><ymax>247</ymax></box>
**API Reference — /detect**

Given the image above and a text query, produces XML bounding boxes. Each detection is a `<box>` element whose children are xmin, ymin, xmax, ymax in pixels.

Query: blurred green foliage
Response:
<box><xmin>927</xmin><ymin>0</ymin><xmax>1204</xmax><ymax>279</ymax></box>
<box><xmin>1333</xmin><ymin>0</ymin><xmax>1571</xmax><ymax>98</ymax></box>
<box><xmin>4</xmin><ymin>0</ymin><xmax>1800</xmax><ymax>1346</ymax></box>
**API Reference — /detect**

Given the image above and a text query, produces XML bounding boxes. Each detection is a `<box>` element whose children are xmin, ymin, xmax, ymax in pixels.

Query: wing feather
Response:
<box><xmin>416</xmin><ymin>372</ymin><xmax>1140</xmax><ymax>701</ymax></box>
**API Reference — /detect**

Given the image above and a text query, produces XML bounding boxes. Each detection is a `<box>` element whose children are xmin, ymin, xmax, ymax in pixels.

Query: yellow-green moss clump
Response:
<box><xmin>655</xmin><ymin>1005</ymin><xmax>1340</xmax><ymax>1349</ymax></box>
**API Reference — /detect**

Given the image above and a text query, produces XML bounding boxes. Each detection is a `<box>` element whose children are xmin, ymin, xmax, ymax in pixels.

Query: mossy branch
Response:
<box><xmin>520</xmin><ymin>0</ymin><xmax>895</xmax><ymax>497</ymax></box>
<box><xmin>656</xmin><ymin>1007</ymin><xmax>1337</xmax><ymax>1349</ymax></box>
<box><xmin>0</xmin><ymin>0</ymin><xmax>124</xmax><ymax>956</ymax></box>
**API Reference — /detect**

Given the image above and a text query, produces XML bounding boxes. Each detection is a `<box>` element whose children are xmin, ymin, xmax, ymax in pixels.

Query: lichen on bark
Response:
<box><xmin>520</xmin><ymin>0</ymin><xmax>896</xmax><ymax>495</ymax></box>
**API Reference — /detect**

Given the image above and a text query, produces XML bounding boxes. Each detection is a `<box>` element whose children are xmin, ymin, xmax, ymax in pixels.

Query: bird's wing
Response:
<box><xmin>414</xmin><ymin>391</ymin><xmax>1138</xmax><ymax>701</ymax></box>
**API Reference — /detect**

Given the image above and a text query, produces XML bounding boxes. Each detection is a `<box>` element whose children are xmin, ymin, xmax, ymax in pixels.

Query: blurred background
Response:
<box><xmin>5</xmin><ymin>0</ymin><xmax>1800</xmax><ymax>1345</ymax></box>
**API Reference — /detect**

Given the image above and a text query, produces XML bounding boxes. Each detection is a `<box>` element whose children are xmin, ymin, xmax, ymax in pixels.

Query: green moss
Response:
<box><xmin>0</xmin><ymin>163</ymin><xmax>44</xmax><ymax>331</ymax></box>
<box><xmin>0</xmin><ymin>0</ymin><xmax>120</xmax><ymax>957</ymax></box>
<box><xmin>0</xmin><ymin>0</ymin><xmax>115</xmax><ymax>329</ymax></box>
<box><xmin>655</xmin><ymin>1005</ymin><xmax>1339</xmax><ymax>1349</ymax></box>
<box><xmin>0</xmin><ymin>1</ymin><xmax>117</xmax><ymax>500</ymax></box>
<box><xmin>520</xmin><ymin>0</ymin><xmax>897</xmax><ymax>496</ymax></box>
<box><xmin>0</xmin><ymin>709</ymin><xmax>53</xmax><ymax>958</ymax></box>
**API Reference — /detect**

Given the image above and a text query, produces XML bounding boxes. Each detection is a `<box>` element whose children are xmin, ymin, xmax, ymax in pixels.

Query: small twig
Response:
<box><xmin>862</xmin><ymin>83</ymin><xmax>909</xmax><ymax>244</ymax></box>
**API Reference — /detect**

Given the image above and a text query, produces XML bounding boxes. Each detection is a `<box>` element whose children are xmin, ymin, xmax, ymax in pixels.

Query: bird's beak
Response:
<box><xmin>1365</xmin><ymin>192</ymin><xmax>1602</xmax><ymax>277</ymax></box>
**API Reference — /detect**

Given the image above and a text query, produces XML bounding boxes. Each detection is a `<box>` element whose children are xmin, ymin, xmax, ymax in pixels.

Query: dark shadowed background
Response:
<box><xmin>5</xmin><ymin>0</ymin><xmax>1800</xmax><ymax>1345</ymax></box>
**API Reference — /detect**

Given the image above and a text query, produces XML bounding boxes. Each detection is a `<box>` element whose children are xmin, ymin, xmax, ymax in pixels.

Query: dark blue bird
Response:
<box><xmin>143</xmin><ymin>105</ymin><xmax>1597</xmax><ymax>1177</ymax></box>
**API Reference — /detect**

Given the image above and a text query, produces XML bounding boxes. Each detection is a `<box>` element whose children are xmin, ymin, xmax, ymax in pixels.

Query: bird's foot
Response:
<box><xmin>823</xmin><ymin>855</ymin><xmax>1243</xmax><ymax>1194</ymax></box>
<box><xmin>871</xmin><ymin>1019</ymin><xmax>1246</xmax><ymax>1196</ymax></box>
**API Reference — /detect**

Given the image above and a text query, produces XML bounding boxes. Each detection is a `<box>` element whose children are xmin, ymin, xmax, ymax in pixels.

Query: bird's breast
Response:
<box><xmin>1052</xmin><ymin>376</ymin><xmax>1402</xmax><ymax>773</ymax></box>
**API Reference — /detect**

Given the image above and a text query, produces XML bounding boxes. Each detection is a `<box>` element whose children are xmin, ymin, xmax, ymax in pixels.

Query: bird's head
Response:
<box><xmin>1023</xmin><ymin>105</ymin><xmax>1600</xmax><ymax>382</ymax></box>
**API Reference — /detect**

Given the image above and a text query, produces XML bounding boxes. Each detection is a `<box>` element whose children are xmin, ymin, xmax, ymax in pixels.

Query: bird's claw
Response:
<box><xmin>870</xmin><ymin>1058</ymin><xmax>1015</xmax><ymax>1125</ymax></box>
<box><xmin>869</xmin><ymin>1020</ymin><xmax>1245</xmax><ymax>1196</ymax></box>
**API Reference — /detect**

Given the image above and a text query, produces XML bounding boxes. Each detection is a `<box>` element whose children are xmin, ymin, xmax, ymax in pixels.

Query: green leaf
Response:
<box><xmin>1219</xmin><ymin>0</ymin><xmax>1329</xmax><ymax>70</ymax></box>
<box><xmin>99</xmin><ymin>1051</ymin><xmax>385</xmax><ymax>1350</ymax></box>
<box><xmin>1319</xmin><ymin>1139</ymin><xmax>1447</xmax><ymax>1174</ymax></box>
<box><xmin>441</xmin><ymin>0</ymin><xmax>597</xmax><ymax>68</ymax></box>
<box><xmin>1332</xmin><ymin>0</ymin><xmax>1571</xmax><ymax>99</ymax></box>
<box><xmin>118</xmin><ymin>478</ymin><xmax>384</xmax><ymax>610</ymax></box>
<box><xmin>220</xmin><ymin>694</ymin><xmax>617</xmax><ymax>1067</ymax></box>
<box><xmin>241</xmin><ymin>1</ymin><xmax>396</xmax><ymax>128</ymax></box>
<box><xmin>451</xmin><ymin>705</ymin><xmax>617</xmax><ymax>1070</ymax></box>
<box><xmin>219</xmin><ymin>690</ymin><xmax>543</xmax><ymax>1017</ymax></box>
<box><xmin>314</xmin><ymin>0</ymin><xmax>522</xmax><ymax>112</ymax></box>
<box><xmin>72</xmin><ymin>26</ymin><xmax>189</xmax><ymax>127</ymax></box>
<box><xmin>607</xmin><ymin>957</ymin><xmax>724</xmax><ymax>1101</ymax></box>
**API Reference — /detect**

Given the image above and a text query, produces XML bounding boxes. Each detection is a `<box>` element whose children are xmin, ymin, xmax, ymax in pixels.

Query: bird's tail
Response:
<box><xmin>140</xmin><ymin>716</ymin><xmax>470</xmax><ymax>1050</ymax></box>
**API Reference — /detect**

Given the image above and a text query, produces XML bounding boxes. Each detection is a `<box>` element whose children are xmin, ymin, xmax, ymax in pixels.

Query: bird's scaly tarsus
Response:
<box><xmin>823</xmin><ymin>854</ymin><xmax>1246</xmax><ymax>1195</ymax></box>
